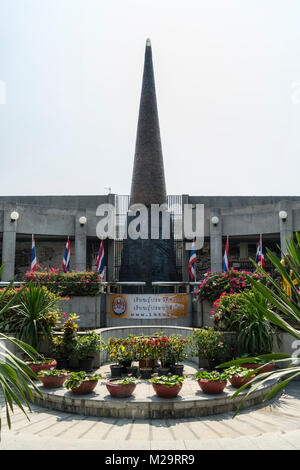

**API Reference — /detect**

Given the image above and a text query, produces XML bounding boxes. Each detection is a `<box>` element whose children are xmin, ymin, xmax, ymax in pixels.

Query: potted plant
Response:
<box><xmin>235</xmin><ymin>355</ymin><xmax>275</xmax><ymax>374</ymax></box>
<box><xmin>225</xmin><ymin>366</ymin><xmax>256</xmax><ymax>389</ymax></box>
<box><xmin>74</xmin><ymin>331</ymin><xmax>104</xmax><ymax>372</ymax></box>
<box><xmin>135</xmin><ymin>335</ymin><xmax>160</xmax><ymax>371</ymax></box>
<box><xmin>37</xmin><ymin>367</ymin><xmax>69</xmax><ymax>388</ymax></box>
<box><xmin>106</xmin><ymin>338</ymin><xmax>125</xmax><ymax>377</ymax></box>
<box><xmin>187</xmin><ymin>327</ymin><xmax>228</xmax><ymax>370</ymax></box>
<box><xmin>64</xmin><ymin>371</ymin><xmax>102</xmax><ymax>395</ymax></box>
<box><xmin>106</xmin><ymin>375</ymin><xmax>138</xmax><ymax>398</ymax></box>
<box><xmin>149</xmin><ymin>375</ymin><xmax>185</xmax><ymax>398</ymax></box>
<box><xmin>156</xmin><ymin>336</ymin><xmax>172</xmax><ymax>376</ymax></box>
<box><xmin>25</xmin><ymin>355</ymin><xmax>58</xmax><ymax>376</ymax></box>
<box><xmin>195</xmin><ymin>369</ymin><xmax>228</xmax><ymax>394</ymax></box>
<box><xmin>167</xmin><ymin>335</ymin><xmax>187</xmax><ymax>376</ymax></box>
<box><xmin>50</xmin><ymin>313</ymin><xmax>80</xmax><ymax>368</ymax></box>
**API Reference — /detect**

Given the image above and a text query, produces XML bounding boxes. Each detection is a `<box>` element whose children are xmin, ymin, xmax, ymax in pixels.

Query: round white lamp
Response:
<box><xmin>79</xmin><ymin>216</ymin><xmax>87</xmax><ymax>225</ymax></box>
<box><xmin>10</xmin><ymin>211</ymin><xmax>19</xmax><ymax>221</ymax></box>
<box><xmin>279</xmin><ymin>210</ymin><xmax>288</xmax><ymax>220</ymax></box>
<box><xmin>211</xmin><ymin>216</ymin><xmax>219</xmax><ymax>225</ymax></box>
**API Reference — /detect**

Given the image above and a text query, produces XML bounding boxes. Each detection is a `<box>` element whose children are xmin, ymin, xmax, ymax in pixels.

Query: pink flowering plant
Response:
<box><xmin>195</xmin><ymin>269</ymin><xmax>271</xmax><ymax>304</ymax></box>
<box><xmin>25</xmin><ymin>268</ymin><xmax>104</xmax><ymax>297</ymax></box>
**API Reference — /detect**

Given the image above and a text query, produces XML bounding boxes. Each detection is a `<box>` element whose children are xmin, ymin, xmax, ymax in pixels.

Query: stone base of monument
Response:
<box><xmin>31</xmin><ymin>362</ymin><xmax>277</xmax><ymax>419</ymax></box>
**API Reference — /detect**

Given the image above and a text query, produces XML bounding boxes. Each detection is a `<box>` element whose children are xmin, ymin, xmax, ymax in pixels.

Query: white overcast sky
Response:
<box><xmin>0</xmin><ymin>0</ymin><xmax>300</xmax><ymax>197</ymax></box>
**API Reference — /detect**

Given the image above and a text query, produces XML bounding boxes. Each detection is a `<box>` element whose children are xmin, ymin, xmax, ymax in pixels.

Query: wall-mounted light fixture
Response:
<box><xmin>211</xmin><ymin>216</ymin><xmax>219</xmax><ymax>225</ymax></box>
<box><xmin>10</xmin><ymin>211</ymin><xmax>19</xmax><ymax>222</ymax></box>
<box><xmin>279</xmin><ymin>210</ymin><xmax>288</xmax><ymax>221</ymax></box>
<box><xmin>79</xmin><ymin>216</ymin><xmax>87</xmax><ymax>226</ymax></box>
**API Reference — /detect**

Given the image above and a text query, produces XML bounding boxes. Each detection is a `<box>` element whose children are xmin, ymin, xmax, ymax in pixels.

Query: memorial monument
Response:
<box><xmin>118</xmin><ymin>39</ymin><xmax>179</xmax><ymax>291</ymax></box>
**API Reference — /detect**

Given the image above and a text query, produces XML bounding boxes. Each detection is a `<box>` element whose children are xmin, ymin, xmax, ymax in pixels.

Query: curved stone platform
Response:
<box><xmin>31</xmin><ymin>362</ymin><xmax>278</xmax><ymax>419</ymax></box>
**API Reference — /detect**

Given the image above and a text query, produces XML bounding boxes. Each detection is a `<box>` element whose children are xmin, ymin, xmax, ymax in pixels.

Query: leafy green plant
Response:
<box><xmin>187</xmin><ymin>327</ymin><xmax>227</xmax><ymax>360</ymax></box>
<box><xmin>111</xmin><ymin>375</ymin><xmax>138</xmax><ymax>385</ymax></box>
<box><xmin>0</xmin><ymin>262</ymin><xmax>43</xmax><ymax>434</ymax></box>
<box><xmin>149</xmin><ymin>375</ymin><xmax>185</xmax><ymax>387</ymax></box>
<box><xmin>64</xmin><ymin>371</ymin><xmax>102</xmax><ymax>390</ymax></box>
<box><xmin>195</xmin><ymin>369</ymin><xmax>229</xmax><ymax>382</ymax></box>
<box><xmin>165</xmin><ymin>335</ymin><xmax>187</xmax><ymax>365</ymax></box>
<box><xmin>25</xmin><ymin>356</ymin><xmax>56</xmax><ymax>365</ymax></box>
<box><xmin>37</xmin><ymin>368</ymin><xmax>69</xmax><ymax>377</ymax></box>
<box><xmin>74</xmin><ymin>332</ymin><xmax>104</xmax><ymax>360</ymax></box>
<box><xmin>224</xmin><ymin>366</ymin><xmax>256</xmax><ymax>378</ymax></box>
<box><xmin>51</xmin><ymin>313</ymin><xmax>79</xmax><ymax>360</ymax></box>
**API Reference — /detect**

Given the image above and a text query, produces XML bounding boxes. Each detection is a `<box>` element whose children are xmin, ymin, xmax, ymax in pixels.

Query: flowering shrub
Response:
<box><xmin>187</xmin><ymin>327</ymin><xmax>227</xmax><ymax>360</ymax></box>
<box><xmin>25</xmin><ymin>268</ymin><xmax>104</xmax><ymax>297</ymax></box>
<box><xmin>195</xmin><ymin>269</ymin><xmax>271</xmax><ymax>304</ymax></box>
<box><xmin>166</xmin><ymin>335</ymin><xmax>188</xmax><ymax>365</ymax></box>
<box><xmin>105</xmin><ymin>332</ymin><xmax>188</xmax><ymax>366</ymax></box>
<box><xmin>51</xmin><ymin>313</ymin><xmax>79</xmax><ymax>360</ymax></box>
<box><xmin>211</xmin><ymin>292</ymin><xmax>246</xmax><ymax>331</ymax></box>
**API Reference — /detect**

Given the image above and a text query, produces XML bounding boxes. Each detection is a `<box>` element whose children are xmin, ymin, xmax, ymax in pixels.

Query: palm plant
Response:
<box><xmin>217</xmin><ymin>233</ymin><xmax>300</xmax><ymax>415</ymax></box>
<box><xmin>2</xmin><ymin>283</ymin><xmax>61</xmax><ymax>349</ymax></box>
<box><xmin>0</xmin><ymin>263</ymin><xmax>43</xmax><ymax>435</ymax></box>
<box><xmin>236</xmin><ymin>290</ymin><xmax>276</xmax><ymax>355</ymax></box>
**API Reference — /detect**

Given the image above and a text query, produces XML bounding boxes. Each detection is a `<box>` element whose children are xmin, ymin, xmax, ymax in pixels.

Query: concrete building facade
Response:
<box><xmin>0</xmin><ymin>194</ymin><xmax>299</xmax><ymax>282</ymax></box>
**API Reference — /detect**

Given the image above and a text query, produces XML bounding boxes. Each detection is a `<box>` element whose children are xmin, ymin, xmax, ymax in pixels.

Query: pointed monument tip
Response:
<box><xmin>146</xmin><ymin>38</ymin><xmax>151</xmax><ymax>47</ymax></box>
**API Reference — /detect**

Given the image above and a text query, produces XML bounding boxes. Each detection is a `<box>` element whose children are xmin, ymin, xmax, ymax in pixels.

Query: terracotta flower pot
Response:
<box><xmin>229</xmin><ymin>374</ymin><xmax>255</xmax><ymax>389</ymax></box>
<box><xmin>39</xmin><ymin>374</ymin><xmax>68</xmax><ymax>389</ymax></box>
<box><xmin>152</xmin><ymin>382</ymin><xmax>182</xmax><ymax>398</ymax></box>
<box><xmin>242</xmin><ymin>363</ymin><xmax>275</xmax><ymax>374</ymax></box>
<box><xmin>198</xmin><ymin>379</ymin><xmax>227</xmax><ymax>395</ymax></box>
<box><xmin>27</xmin><ymin>359</ymin><xmax>57</xmax><ymax>376</ymax></box>
<box><xmin>70</xmin><ymin>379</ymin><xmax>99</xmax><ymax>395</ymax></box>
<box><xmin>106</xmin><ymin>381</ymin><xmax>136</xmax><ymax>398</ymax></box>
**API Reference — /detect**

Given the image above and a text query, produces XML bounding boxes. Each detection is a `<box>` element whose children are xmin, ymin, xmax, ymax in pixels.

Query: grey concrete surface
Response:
<box><xmin>0</xmin><ymin>380</ymin><xmax>299</xmax><ymax>450</ymax></box>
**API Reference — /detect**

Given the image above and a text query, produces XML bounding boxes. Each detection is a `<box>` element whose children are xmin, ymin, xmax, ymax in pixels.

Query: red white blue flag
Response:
<box><xmin>255</xmin><ymin>235</ymin><xmax>265</xmax><ymax>269</ymax></box>
<box><xmin>223</xmin><ymin>236</ymin><xmax>229</xmax><ymax>272</ymax></box>
<box><xmin>96</xmin><ymin>240</ymin><xmax>105</xmax><ymax>279</ymax></box>
<box><xmin>188</xmin><ymin>240</ymin><xmax>197</xmax><ymax>280</ymax></box>
<box><xmin>31</xmin><ymin>234</ymin><xmax>38</xmax><ymax>272</ymax></box>
<box><xmin>62</xmin><ymin>237</ymin><xmax>70</xmax><ymax>273</ymax></box>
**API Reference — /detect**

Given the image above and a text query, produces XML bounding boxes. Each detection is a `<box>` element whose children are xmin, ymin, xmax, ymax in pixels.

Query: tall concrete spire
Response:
<box><xmin>118</xmin><ymin>39</ymin><xmax>179</xmax><ymax>290</ymax></box>
<box><xmin>130</xmin><ymin>38</ymin><xmax>167</xmax><ymax>207</ymax></box>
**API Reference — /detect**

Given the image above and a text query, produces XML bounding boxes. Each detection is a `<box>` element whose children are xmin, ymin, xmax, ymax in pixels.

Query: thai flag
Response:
<box><xmin>255</xmin><ymin>236</ymin><xmax>266</xmax><ymax>270</ymax></box>
<box><xmin>31</xmin><ymin>234</ymin><xmax>38</xmax><ymax>272</ymax></box>
<box><xmin>223</xmin><ymin>236</ymin><xmax>229</xmax><ymax>272</ymax></box>
<box><xmin>188</xmin><ymin>240</ymin><xmax>197</xmax><ymax>280</ymax></box>
<box><xmin>62</xmin><ymin>237</ymin><xmax>70</xmax><ymax>273</ymax></box>
<box><xmin>96</xmin><ymin>240</ymin><xmax>105</xmax><ymax>279</ymax></box>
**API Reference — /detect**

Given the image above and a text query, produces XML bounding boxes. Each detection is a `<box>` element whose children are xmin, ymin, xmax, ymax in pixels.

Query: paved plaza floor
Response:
<box><xmin>0</xmin><ymin>370</ymin><xmax>299</xmax><ymax>450</ymax></box>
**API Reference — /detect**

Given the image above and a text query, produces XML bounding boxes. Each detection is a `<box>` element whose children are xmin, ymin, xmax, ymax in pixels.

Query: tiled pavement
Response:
<box><xmin>0</xmin><ymin>364</ymin><xmax>299</xmax><ymax>450</ymax></box>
